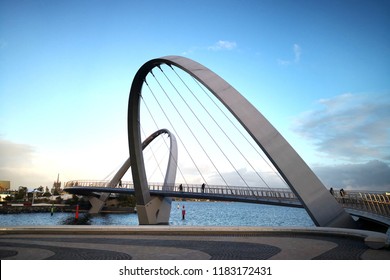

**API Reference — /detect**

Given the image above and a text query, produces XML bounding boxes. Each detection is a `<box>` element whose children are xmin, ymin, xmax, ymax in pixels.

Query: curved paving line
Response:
<box><xmin>0</xmin><ymin>245</ymin><xmax>55</xmax><ymax>260</ymax></box>
<box><xmin>0</xmin><ymin>249</ymin><xmax>18</xmax><ymax>259</ymax></box>
<box><xmin>0</xmin><ymin>242</ymin><xmax>132</xmax><ymax>260</ymax></box>
<box><xmin>2</xmin><ymin>233</ymin><xmax>378</xmax><ymax>260</ymax></box>
<box><xmin>126</xmin><ymin>239</ymin><xmax>281</xmax><ymax>260</ymax></box>
<box><xmin>311</xmin><ymin>236</ymin><xmax>368</xmax><ymax>260</ymax></box>
<box><xmin>0</xmin><ymin>238</ymin><xmax>209</xmax><ymax>260</ymax></box>
<box><xmin>0</xmin><ymin>237</ymin><xmax>280</xmax><ymax>260</ymax></box>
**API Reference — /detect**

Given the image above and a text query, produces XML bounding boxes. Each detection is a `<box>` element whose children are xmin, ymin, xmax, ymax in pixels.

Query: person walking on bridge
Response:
<box><xmin>340</xmin><ymin>188</ymin><xmax>346</xmax><ymax>203</ymax></box>
<box><xmin>201</xmin><ymin>183</ymin><xmax>205</xmax><ymax>193</ymax></box>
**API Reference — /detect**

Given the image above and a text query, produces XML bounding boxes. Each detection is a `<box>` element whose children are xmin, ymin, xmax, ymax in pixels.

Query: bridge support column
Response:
<box><xmin>88</xmin><ymin>193</ymin><xmax>110</xmax><ymax>214</ymax></box>
<box><xmin>88</xmin><ymin>158</ymin><xmax>132</xmax><ymax>214</ymax></box>
<box><xmin>137</xmin><ymin>196</ymin><xmax>172</xmax><ymax>225</ymax></box>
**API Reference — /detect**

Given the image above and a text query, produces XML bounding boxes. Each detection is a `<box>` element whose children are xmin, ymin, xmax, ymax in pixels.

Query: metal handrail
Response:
<box><xmin>332</xmin><ymin>190</ymin><xmax>390</xmax><ymax>217</ymax></box>
<box><xmin>64</xmin><ymin>180</ymin><xmax>390</xmax><ymax>218</ymax></box>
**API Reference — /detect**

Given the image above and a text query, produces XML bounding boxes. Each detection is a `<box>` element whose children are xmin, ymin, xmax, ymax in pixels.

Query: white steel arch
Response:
<box><xmin>89</xmin><ymin>129</ymin><xmax>177</xmax><ymax>224</ymax></box>
<box><xmin>128</xmin><ymin>55</ymin><xmax>357</xmax><ymax>228</ymax></box>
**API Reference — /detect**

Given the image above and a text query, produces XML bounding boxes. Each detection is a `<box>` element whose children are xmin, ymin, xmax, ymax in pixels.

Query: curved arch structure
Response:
<box><xmin>128</xmin><ymin>55</ymin><xmax>357</xmax><ymax>228</ymax></box>
<box><xmin>89</xmin><ymin>129</ymin><xmax>177</xmax><ymax>224</ymax></box>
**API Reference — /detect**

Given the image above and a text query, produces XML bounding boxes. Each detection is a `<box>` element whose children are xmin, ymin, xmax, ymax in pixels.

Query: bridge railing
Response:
<box><xmin>65</xmin><ymin>180</ymin><xmax>298</xmax><ymax>201</ymax></box>
<box><xmin>64</xmin><ymin>180</ymin><xmax>389</xmax><ymax>217</ymax></box>
<box><xmin>172</xmin><ymin>183</ymin><xmax>297</xmax><ymax>201</ymax></box>
<box><xmin>65</xmin><ymin>180</ymin><xmax>134</xmax><ymax>189</ymax></box>
<box><xmin>334</xmin><ymin>191</ymin><xmax>390</xmax><ymax>217</ymax></box>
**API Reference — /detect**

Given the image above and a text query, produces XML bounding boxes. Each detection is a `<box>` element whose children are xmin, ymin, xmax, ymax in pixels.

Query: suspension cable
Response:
<box><xmin>189</xmin><ymin>71</ymin><xmax>288</xmax><ymax>188</ymax></box>
<box><xmin>158</xmin><ymin>65</ymin><xmax>250</xmax><ymax>189</ymax></box>
<box><xmin>141</xmin><ymin>126</ymin><xmax>166</xmax><ymax>181</ymax></box>
<box><xmin>169</xmin><ymin>65</ymin><xmax>274</xmax><ymax>190</ymax></box>
<box><xmin>101</xmin><ymin>160</ymin><xmax>125</xmax><ymax>182</ymax></box>
<box><xmin>144</xmin><ymin>75</ymin><xmax>207</xmax><ymax>185</ymax></box>
<box><xmin>141</xmin><ymin>95</ymin><xmax>188</xmax><ymax>186</ymax></box>
<box><xmin>150</xmin><ymin>68</ymin><xmax>228</xmax><ymax>187</ymax></box>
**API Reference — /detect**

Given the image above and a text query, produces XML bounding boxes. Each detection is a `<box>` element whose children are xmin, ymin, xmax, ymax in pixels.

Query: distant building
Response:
<box><xmin>0</xmin><ymin>181</ymin><xmax>10</xmax><ymax>192</ymax></box>
<box><xmin>51</xmin><ymin>174</ymin><xmax>61</xmax><ymax>195</ymax></box>
<box><xmin>0</xmin><ymin>194</ymin><xmax>10</xmax><ymax>202</ymax></box>
<box><xmin>0</xmin><ymin>181</ymin><xmax>11</xmax><ymax>202</ymax></box>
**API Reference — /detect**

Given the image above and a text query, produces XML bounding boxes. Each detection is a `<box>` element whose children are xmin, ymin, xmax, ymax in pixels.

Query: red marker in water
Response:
<box><xmin>75</xmin><ymin>204</ymin><xmax>79</xmax><ymax>219</ymax></box>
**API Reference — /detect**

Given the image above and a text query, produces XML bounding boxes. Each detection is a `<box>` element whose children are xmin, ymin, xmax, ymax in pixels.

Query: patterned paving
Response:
<box><xmin>1</xmin><ymin>232</ymin><xmax>389</xmax><ymax>260</ymax></box>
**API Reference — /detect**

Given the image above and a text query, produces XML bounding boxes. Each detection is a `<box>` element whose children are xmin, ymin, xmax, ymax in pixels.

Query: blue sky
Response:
<box><xmin>0</xmin><ymin>0</ymin><xmax>389</xmax><ymax>191</ymax></box>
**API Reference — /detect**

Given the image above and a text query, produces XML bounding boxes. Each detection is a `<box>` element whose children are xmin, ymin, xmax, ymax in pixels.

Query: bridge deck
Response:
<box><xmin>64</xmin><ymin>180</ymin><xmax>390</xmax><ymax>228</ymax></box>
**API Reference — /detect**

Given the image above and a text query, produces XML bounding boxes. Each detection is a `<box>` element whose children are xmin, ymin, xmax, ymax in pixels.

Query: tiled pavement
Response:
<box><xmin>0</xmin><ymin>226</ymin><xmax>389</xmax><ymax>260</ymax></box>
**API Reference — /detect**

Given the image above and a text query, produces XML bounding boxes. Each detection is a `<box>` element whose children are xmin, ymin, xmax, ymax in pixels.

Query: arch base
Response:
<box><xmin>137</xmin><ymin>196</ymin><xmax>172</xmax><ymax>225</ymax></box>
<box><xmin>88</xmin><ymin>193</ymin><xmax>109</xmax><ymax>214</ymax></box>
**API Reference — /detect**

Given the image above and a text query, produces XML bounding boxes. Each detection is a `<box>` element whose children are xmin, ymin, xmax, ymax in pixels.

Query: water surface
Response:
<box><xmin>0</xmin><ymin>201</ymin><xmax>314</xmax><ymax>227</ymax></box>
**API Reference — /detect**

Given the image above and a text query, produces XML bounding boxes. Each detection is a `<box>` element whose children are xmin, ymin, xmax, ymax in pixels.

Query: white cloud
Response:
<box><xmin>0</xmin><ymin>136</ymin><xmax>129</xmax><ymax>190</ymax></box>
<box><xmin>207</xmin><ymin>168</ymin><xmax>287</xmax><ymax>189</ymax></box>
<box><xmin>278</xmin><ymin>43</ymin><xmax>302</xmax><ymax>65</ymax></box>
<box><xmin>182</xmin><ymin>40</ymin><xmax>237</xmax><ymax>55</ymax></box>
<box><xmin>293</xmin><ymin>93</ymin><xmax>390</xmax><ymax>162</ymax></box>
<box><xmin>292</xmin><ymin>93</ymin><xmax>390</xmax><ymax>191</ymax></box>
<box><xmin>181</xmin><ymin>46</ymin><xmax>199</xmax><ymax>56</ymax></box>
<box><xmin>0</xmin><ymin>138</ymin><xmax>49</xmax><ymax>189</ymax></box>
<box><xmin>293</xmin><ymin>43</ymin><xmax>301</xmax><ymax>62</ymax></box>
<box><xmin>313</xmin><ymin>160</ymin><xmax>390</xmax><ymax>191</ymax></box>
<box><xmin>208</xmin><ymin>40</ymin><xmax>237</xmax><ymax>51</ymax></box>
<box><xmin>0</xmin><ymin>139</ymin><xmax>34</xmax><ymax>168</ymax></box>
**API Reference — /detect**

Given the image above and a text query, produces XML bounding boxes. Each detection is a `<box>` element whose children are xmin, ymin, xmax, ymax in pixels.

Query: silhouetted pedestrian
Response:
<box><xmin>340</xmin><ymin>188</ymin><xmax>345</xmax><ymax>203</ymax></box>
<box><xmin>201</xmin><ymin>183</ymin><xmax>205</xmax><ymax>193</ymax></box>
<box><xmin>330</xmin><ymin>187</ymin><xmax>334</xmax><ymax>196</ymax></box>
<box><xmin>179</xmin><ymin>184</ymin><xmax>183</xmax><ymax>191</ymax></box>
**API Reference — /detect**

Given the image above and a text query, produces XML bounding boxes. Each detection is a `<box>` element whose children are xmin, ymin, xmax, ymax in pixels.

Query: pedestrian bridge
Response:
<box><xmin>63</xmin><ymin>56</ymin><xmax>388</xmax><ymax>231</ymax></box>
<box><xmin>64</xmin><ymin>180</ymin><xmax>390</xmax><ymax>231</ymax></box>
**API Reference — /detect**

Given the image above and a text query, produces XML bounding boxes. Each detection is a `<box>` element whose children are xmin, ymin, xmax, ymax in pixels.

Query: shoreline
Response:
<box><xmin>0</xmin><ymin>204</ymin><xmax>136</xmax><ymax>214</ymax></box>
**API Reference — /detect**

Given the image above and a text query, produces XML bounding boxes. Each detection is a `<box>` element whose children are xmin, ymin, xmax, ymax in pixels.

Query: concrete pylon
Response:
<box><xmin>132</xmin><ymin>129</ymin><xmax>178</xmax><ymax>225</ymax></box>
<box><xmin>136</xmin><ymin>196</ymin><xmax>172</xmax><ymax>225</ymax></box>
<box><xmin>88</xmin><ymin>158</ymin><xmax>131</xmax><ymax>214</ymax></box>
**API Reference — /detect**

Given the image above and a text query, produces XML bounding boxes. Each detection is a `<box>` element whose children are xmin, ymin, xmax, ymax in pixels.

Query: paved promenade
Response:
<box><xmin>0</xmin><ymin>226</ymin><xmax>389</xmax><ymax>260</ymax></box>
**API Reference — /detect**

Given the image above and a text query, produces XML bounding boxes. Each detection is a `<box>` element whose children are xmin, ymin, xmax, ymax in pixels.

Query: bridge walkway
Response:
<box><xmin>64</xmin><ymin>180</ymin><xmax>390</xmax><ymax>228</ymax></box>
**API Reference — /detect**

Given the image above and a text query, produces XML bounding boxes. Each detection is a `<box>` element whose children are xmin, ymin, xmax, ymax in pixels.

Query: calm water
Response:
<box><xmin>0</xmin><ymin>201</ymin><xmax>315</xmax><ymax>227</ymax></box>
